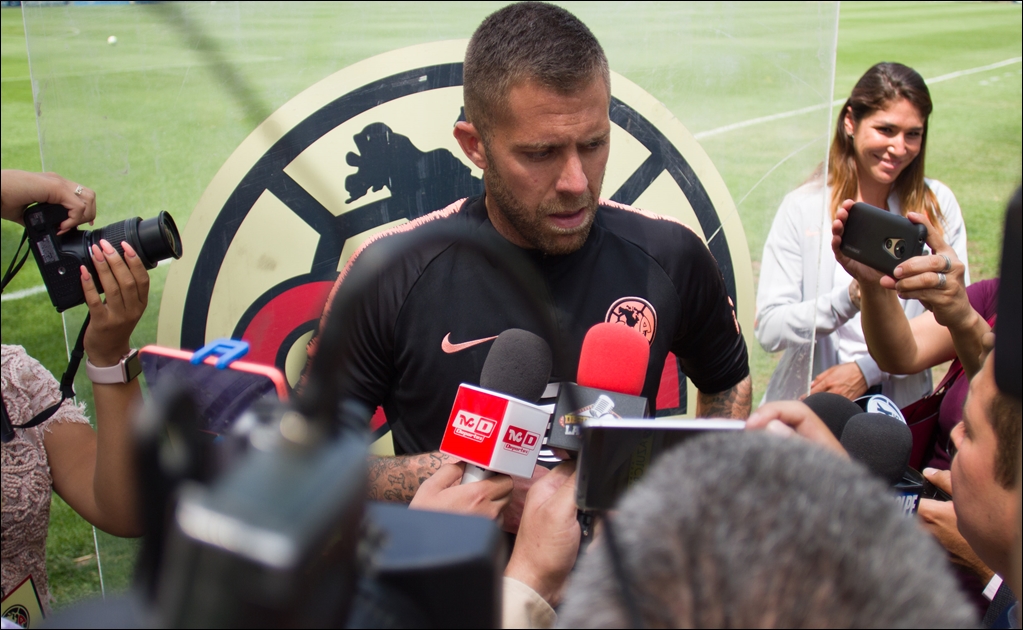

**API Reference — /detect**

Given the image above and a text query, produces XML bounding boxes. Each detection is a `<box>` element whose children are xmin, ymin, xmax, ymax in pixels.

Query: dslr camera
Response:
<box><xmin>24</xmin><ymin>202</ymin><xmax>182</xmax><ymax>311</ymax></box>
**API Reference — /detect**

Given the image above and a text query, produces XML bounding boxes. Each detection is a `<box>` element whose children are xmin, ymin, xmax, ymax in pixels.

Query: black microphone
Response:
<box><xmin>839</xmin><ymin>411</ymin><xmax>932</xmax><ymax>515</ymax></box>
<box><xmin>803</xmin><ymin>392</ymin><xmax>863</xmax><ymax>439</ymax></box>
<box><xmin>440</xmin><ymin>329</ymin><xmax>553</xmax><ymax>484</ymax></box>
<box><xmin>479</xmin><ymin>329</ymin><xmax>552</xmax><ymax>403</ymax></box>
<box><xmin>840</xmin><ymin>412</ymin><xmax>912</xmax><ymax>486</ymax></box>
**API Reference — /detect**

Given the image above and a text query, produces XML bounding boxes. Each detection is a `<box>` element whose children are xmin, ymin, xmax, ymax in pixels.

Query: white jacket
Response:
<box><xmin>755</xmin><ymin>178</ymin><xmax>970</xmax><ymax>407</ymax></box>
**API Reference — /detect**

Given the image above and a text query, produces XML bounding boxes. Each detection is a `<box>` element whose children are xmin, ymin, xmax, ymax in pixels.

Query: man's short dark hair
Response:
<box><xmin>558</xmin><ymin>432</ymin><xmax>977</xmax><ymax>628</ymax></box>
<box><xmin>989</xmin><ymin>388</ymin><xmax>1022</xmax><ymax>489</ymax></box>
<box><xmin>463</xmin><ymin>2</ymin><xmax>610</xmax><ymax>137</ymax></box>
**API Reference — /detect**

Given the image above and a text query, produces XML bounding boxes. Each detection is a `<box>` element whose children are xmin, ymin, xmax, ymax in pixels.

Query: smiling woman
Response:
<box><xmin>755</xmin><ymin>62</ymin><xmax>971</xmax><ymax>407</ymax></box>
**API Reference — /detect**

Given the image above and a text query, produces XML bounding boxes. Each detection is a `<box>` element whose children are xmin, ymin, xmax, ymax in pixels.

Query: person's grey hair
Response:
<box><xmin>558</xmin><ymin>432</ymin><xmax>978</xmax><ymax>628</ymax></box>
<box><xmin>463</xmin><ymin>1</ymin><xmax>610</xmax><ymax>138</ymax></box>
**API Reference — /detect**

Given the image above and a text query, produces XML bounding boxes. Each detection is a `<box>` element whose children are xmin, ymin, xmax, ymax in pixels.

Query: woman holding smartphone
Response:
<box><xmin>755</xmin><ymin>62</ymin><xmax>970</xmax><ymax>406</ymax></box>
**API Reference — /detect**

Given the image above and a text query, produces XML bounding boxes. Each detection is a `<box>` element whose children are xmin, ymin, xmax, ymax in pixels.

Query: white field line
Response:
<box><xmin>1</xmin><ymin>284</ymin><xmax>47</xmax><ymax>302</ymax></box>
<box><xmin>0</xmin><ymin>56</ymin><xmax>284</xmax><ymax>83</ymax></box>
<box><xmin>2</xmin><ymin>258</ymin><xmax>172</xmax><ymax>303</ymax></box>
<box><xmin>3</xmin><ymin>59</ymin><xmax>1019</xmax><ymax>303</ymax></box>
<box><xmin>694</xmin><ymin>56</ymin><xmax>1022</xmax><ymax>140</ymax></box>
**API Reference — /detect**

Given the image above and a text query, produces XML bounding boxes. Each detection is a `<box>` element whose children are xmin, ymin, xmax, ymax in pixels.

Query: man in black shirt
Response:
<box><xmin>306</xmin><ymin>2</ymin><xmax>751</xmax><ymax>520</ymax></box>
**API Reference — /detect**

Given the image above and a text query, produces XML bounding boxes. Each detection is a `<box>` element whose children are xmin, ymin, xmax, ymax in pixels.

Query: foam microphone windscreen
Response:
<box><xmin>479</xmin><ymin>329</ymin><xmax>552</xmax><ymax>403</ymax></box>
<box><xmin>577</xmin><ymin>323</ymin><xmax>650</xmax><ymax>396</ymax></box>
<box><xmin>803</xmin><ymin>392</ymin><xmax>863</xmax><ymax>439</ymax></box>
<box><xmin>840</xmin><ymin>412</ymin><xmax>913</xmax><ymax>486</ymax></box>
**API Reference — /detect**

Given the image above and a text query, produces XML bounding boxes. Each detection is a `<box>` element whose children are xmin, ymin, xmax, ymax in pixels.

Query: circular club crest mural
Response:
<box><xmin>158</xmin><ymin>40</ymin><xmax>753</xmax><ymax>396</ymax></box>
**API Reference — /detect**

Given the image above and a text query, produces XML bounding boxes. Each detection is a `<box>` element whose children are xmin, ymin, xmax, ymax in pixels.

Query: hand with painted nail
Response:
<box><xmin>1</xmin><ymin>169</ymin><xmax>97</xmax><ymax>234</ymax></box>
<box><xmin>746</xmin><ymin>401</ymin><xmax>847</xmax><ymax>457</ymax></box>
<box><xmin>885</xmin><ymin>212</ymin><xmax>969</xmax><ymax>328</ymax></box>
<box><xmin>81</xmin><ymin>239</ymin><xmax>150</xmax><ymax>367</ymax></box>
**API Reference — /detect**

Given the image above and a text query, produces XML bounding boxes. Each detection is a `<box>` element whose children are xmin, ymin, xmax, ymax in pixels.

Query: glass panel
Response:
<box><xmin>18</xmin><ymin>1</ymin><xmax>838</xmax><ymax>603</ymax></box>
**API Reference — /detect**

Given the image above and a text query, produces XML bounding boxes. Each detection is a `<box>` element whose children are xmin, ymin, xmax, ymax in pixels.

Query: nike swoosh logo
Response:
<box><xmin>442</xmin><ymin>333</ymin><xmax>498</xmax><ymax>354</ymax></box>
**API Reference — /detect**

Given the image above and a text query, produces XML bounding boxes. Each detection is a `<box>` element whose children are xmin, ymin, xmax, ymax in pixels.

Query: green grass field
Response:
<box><xmin>1</xmin><ymin>1</ymin><xmax>1020</xmax><ymax>610</ymax></box>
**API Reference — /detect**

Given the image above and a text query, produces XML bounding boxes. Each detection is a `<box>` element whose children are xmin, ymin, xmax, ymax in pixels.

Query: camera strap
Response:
<box><xmin>2</xmin><ymin>227</ymin><xmax>92</xmax><ymax>434</ymax></box>
<box><xmin>0</xmin><ymin>229</ymin><xmax>31</xmax><ymax>293</ymax></box>
<box><xmin>7</xmin><ymin>314</ymin><xmax>91</xmax><ymax>433</ymax></box>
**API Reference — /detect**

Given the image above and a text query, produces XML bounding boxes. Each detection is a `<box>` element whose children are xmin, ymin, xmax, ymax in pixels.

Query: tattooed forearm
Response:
<box><xmin>696</xmin><ymin>375</ymin><xmax>752</xmax><ymax>419</ymax></box>
<box><xmin>366</xmin><ymin>451</ymin><xmax>455</xmax><ymax>502</ymax></box>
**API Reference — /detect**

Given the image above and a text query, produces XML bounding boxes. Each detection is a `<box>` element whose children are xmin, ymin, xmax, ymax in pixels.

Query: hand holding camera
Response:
<box><xmin>884</xmin><ymin>211</ymin><xmax>971</xmax><ymax>329</ymax></box>
<box><xmin>1</xmin><ymin>169</ymin><xmax>96</xmax><ymax>234</ymax></box>
<box><xmin>81</xmin><ymin>239</ymin><xmax>150</xmax><ymax>368</ymax></box>
<box><xmin>24</xmin><ymin>200</ymin><xmax>181</xmax><ymax>312</ymax></box>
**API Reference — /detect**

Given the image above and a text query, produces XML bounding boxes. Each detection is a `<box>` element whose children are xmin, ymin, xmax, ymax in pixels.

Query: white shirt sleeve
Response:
<box><xmin>502</xmin><ymin>577</ymin><xmax>556</xmax><ymax>629</ymax></box>
<box><xmin>755</xmin><ymin>188</ymin><xmax>859</xmax><ymax>353</ymax></box>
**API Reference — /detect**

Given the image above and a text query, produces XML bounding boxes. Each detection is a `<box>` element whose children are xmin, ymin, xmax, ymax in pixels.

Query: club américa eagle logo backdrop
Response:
<box><xmin>157</xmin><ymin>40</ymin><xmax>754</xmax><ymax>417</ymax></box>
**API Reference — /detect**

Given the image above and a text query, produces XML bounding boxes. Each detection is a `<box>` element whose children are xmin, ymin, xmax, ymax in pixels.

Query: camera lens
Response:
<box><xmin>895</xmin><ymin>244</ymin><xmax>905</xmax><ymax>258</ymax></box>
<box><xmin>135</xmin><ymin>212</ymin><xmax>183</xmax><ymax>268</ymax></box>
<box><xmin>885</xmin><ymin>238</ymin><xmax>893</xmax><ymax>249</ymax></box>
<box><xmin>90</xmin><ymin>212</ymin><xmax>183</xmax><ymax>270</ymax></box>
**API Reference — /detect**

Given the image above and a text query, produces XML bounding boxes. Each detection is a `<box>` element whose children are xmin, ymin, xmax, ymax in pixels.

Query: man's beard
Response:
<box><xmin>484</xmin><ymin>162</ymin><xmax>600</xmax><ymax>256</ymax></box>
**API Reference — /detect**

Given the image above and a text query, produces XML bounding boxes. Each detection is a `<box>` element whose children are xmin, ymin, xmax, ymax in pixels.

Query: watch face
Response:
<box><xmin>123</xmin><ymin>349</ymin><xmax>142</xmax><ymax>382</ymax></box>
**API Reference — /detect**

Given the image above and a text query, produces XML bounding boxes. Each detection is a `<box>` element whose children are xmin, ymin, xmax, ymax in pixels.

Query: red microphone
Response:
<box><xmin>577</xmin><ymin>323</ymin><xmax>649</xmax><ymax>395</ymax></box>
<box><xmin>548</xmin><ymin>323</ymin><xmax>651</xmax><ymax>452</ymax></box>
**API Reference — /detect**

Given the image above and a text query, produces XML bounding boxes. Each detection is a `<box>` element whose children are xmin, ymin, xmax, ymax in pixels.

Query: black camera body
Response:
<box><xmin>23</xmin><ymin>202</ymin><xmax>182</xmax><ymax>311</ymax></box>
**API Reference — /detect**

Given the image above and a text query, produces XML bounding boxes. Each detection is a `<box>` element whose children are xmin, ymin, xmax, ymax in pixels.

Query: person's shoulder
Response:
<box><xmin>780</xmin><ymin>179</ymin><xmax>828</xmax><ymax>212</ymax></box>
<box><xmin>966</xmin><ymin>277</ymin><xmax>999</xmax><ymax>318</ymax></box>
<box><xmin>2</xmin><ymin>344</ymin><xmax>36</xmax><ymax>375</ymax></box>
<box><xmin>2</xmin><ymin>343</ymin><xmax>27</xmax><ymax>360</ymax></box>
<box><xmin>598</xmin><ymin>198</ymin><xmax>704</xmax><ymax>245</ymax></box>
<box><xmin>924</xmin><ymin>178</ymin><xmax>960</xmax><ymax>206</ymax></box>
<box><xmin>596</xmin><ymin>199</ymin><xmax>717</xmax><ymax>284</ymax></box>
<box><xmin>337</xmin><ymin>196</ymin><xmax>481</xmax><ymax>279</ymax></box>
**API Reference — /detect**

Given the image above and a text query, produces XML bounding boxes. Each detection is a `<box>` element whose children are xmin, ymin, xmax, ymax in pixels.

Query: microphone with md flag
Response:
<box><xmin>439</xmin><ymin>329</ymin><xmax>552</xmax><ymax>484</ymax></box>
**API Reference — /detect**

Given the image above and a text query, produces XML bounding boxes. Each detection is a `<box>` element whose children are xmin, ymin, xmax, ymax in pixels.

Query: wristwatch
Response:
<box><xmin>86</xmin><ymin>349</ymin><xmax>142</xmax><ymax>384</ymax></box>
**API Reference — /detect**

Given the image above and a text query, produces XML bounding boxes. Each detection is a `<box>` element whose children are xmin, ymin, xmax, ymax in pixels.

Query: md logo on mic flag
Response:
<box><xmin>155</xmin><ymin>39</ymin><xmax>753</xmax><ymax>428</ymax></box>
<box><xmin>440</xmin><ymin>384</ymin><xmax>550</xmax><ymax>477</ymax></box>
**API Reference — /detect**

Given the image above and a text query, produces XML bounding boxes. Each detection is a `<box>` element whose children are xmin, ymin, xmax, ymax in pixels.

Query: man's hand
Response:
<box><xmin>747</xmin><ymin>401</ymin><xmax>847</xmax><ymax>457</ymax></box>
<box><xmin>809</xmin><ymin>362</ymin><xmax>868</xmax><ymax>400</ymax></box>
<box><xmin>505</xmin><ymin>461</ymin><xmax>580</xmax><ymax>607</ymax></box>
<box><xmin>696</xmin><ymin>375</ymin><xmax>752</xmax><ymax>419</ymax></box>
<box><xmin>501</xmin><ymin>464</ymin><xmax>550</xmax><ymax>534</ymax></box>
<box><xmin>1</xmin><ymin>170</ymin><xmax>97</xmax><ymax>234</ymax></box>
<box><xmin>918</xmin><ymin>468</ymin><xmax>995</xmax><ymax>583</ymax></box>
<box><xmin>409</xmin><ymin>462</ymin><xmax>513</xmax><ymax>520</ymax></box>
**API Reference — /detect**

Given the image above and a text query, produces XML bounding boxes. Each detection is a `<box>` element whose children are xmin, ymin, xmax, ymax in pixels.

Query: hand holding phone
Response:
<box><xmin>838</xmin><ymin>202</ymin><xmax>927</xmax><ymax>276</ymax></box>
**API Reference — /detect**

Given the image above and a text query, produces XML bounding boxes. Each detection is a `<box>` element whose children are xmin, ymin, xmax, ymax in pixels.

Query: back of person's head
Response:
<box><xmin>828</xmin><ymin>62</ymin><xmax>942</xmax><ymax>230</ymax></box>
<box><xmin>463</xmin><ymin>1</ymin><xmax>609</xmax><ymax>139</ymax></box>
<box><xmin>558</xmin><ymin>432</ymin><xmax>977</xmax><ymax>628</ymax></box>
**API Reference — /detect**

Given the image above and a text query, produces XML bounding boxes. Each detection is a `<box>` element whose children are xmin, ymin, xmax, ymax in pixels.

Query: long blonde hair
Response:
<box><xmin>828</xmin><ymin>62</ymin><xmax>944</xmax><ymax>236</ymax></box>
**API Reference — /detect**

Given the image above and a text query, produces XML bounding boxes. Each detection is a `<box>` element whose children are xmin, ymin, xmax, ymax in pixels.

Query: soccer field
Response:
<box><xmin>1</xmin><ymin>1</ymin><xmax>1020</xmax><ymax>609</ymax></box>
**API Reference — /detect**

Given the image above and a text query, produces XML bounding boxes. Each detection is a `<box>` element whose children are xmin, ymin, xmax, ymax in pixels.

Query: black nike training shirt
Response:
<box><xmin>307</xmin><ymin>194</ymin><xmax>749</xmax><ymax>455</ymax></box>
